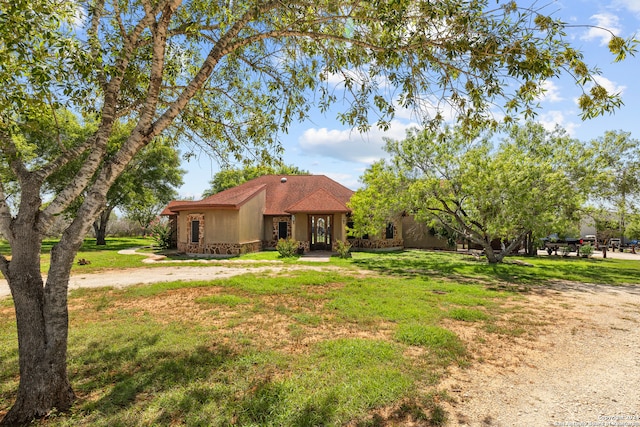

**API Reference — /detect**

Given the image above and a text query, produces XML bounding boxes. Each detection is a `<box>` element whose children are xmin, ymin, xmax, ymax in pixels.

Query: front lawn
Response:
<box><xmin>1</xmin><ymin>248</ymin><xmax>638</xmax><ymax>425</ymax></box>
<box><xmin>0</xmin><ymin>237</ymin><xmax>155</xmax><ymax>275</ymax></box>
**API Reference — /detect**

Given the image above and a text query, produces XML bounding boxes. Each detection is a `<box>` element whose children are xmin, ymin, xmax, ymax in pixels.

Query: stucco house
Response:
<box><xmin>161</xmin><ymin>174</ymin><xmax>405</xmax><ymax>255</ymax></box>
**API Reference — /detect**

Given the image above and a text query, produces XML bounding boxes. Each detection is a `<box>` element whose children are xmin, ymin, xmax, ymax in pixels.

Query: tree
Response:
<box><xmin>93</xmin><ymin>135</ymin><xmax>184</xmax><ymax>244</ymax></box>
<box><xmin>625</xmin><ymin>214</ymin><xmax>640</xmax><ymax>242</ymax></box>
<box><xmin>0</xmin><ymin>0</ymin><xmax>635</xmax><ymax>423</ymax></box>
<box><xmin>349</xmin><ymin>122</ymin><xmax>590</xmax><ymax>263</ymax></box>
<box><xmin>589</xmin><ymin>130</ymin><xmax>640</xmax><ymax>244</ymax></box>
<box><xmin>203</xmin><ymin>163</ymin><xmax>309</xmax><ymax>197</ymax></box>
<box><xmin>44</xmin><ymin>119</ymin><xmax>185</xmax><ymax>244</ymax></box>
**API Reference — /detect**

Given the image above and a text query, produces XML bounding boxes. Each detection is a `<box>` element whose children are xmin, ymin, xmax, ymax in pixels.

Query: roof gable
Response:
<box><xmin>168</xmin><ymin>184</ymin><xmax>266</xmax><ymax>211</ymax></box>
<box><xmin>163</xmin><ymin>175</ymin><xmax>354</xmax><ymax>214</ymax></box>
<box><xmin>285</xmin><ymin>188</ymin><xmax>350</xmax><ymax>213</ymax></box>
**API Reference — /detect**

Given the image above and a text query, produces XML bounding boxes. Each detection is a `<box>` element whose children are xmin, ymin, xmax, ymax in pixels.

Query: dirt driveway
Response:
<box><xmin>1</xmin><ymin>250</ymin><xmax>639</xmax><ymax>425</ymax></box>
<box><xmin>0</xmin><ymin>264</ymin><xmax>337</xmax><ymax>299</ymax></box>
<box><xmin>441</xmin><ymin>282</ymin><xmax>640</xmax><ymax>426</ymax></box>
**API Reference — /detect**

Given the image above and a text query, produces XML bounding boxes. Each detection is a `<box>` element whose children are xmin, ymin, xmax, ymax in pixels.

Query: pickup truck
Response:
<box><xmin>540</xmin><ymin>236</ymin><xmax>583</xmax><ymax>255</ymax></box>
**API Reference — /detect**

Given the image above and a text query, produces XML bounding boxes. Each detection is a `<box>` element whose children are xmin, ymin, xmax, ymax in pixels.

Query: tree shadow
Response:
<box><xmin>72</xmin><ymin>332</ymin><xmax>236</xmax><ymax>418</ymax></box>
<box><xmin>238</xmin><ymin>379</ymin><xmax>339</xmax><ymax>427</ymax></box>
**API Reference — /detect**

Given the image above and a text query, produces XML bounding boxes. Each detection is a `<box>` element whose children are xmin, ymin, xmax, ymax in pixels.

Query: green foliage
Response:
<box><xmin>579</xmin><ymin>244</ymin><xmax>595</xmax><ymax>258</ymax></box>
<box><xmin>276</xmin><ymin>238</ymin><xmax>300</xmax><ymax>258</ymax></box>
<box><xmin>147</xmin><ymin>218</ymin><xmax>173</xmax><ymax>250</ymax></box>
<box><xmin>350</xmin><ymin>122</ymin><xmax>589</xmax><ymax>263</ymax></box>
<box><xmin>626</xmin><ymin>214</ymin><xmax>640</xmax><ymax>240</ymax></box>
<box><xmin>334</xmin><ymin>240</ymin><xmax>352</xmax><ymax>259</ymax></box>
<box><xmin>559</xmin><ymin>246</ymin><xmax>571</xmax><ymax>257</ymax></box>
<box><xmin>588</xmin><ymin>131</ymin><xmax>640</xmax><ymax>243</ymax></box>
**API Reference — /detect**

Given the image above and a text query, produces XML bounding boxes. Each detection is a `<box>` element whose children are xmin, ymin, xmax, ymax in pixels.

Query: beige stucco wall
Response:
<box><xmin>333</xmin><ymin>213</ymin><xmax>348</xmax><ymax>242</ymax></box>
<box><xmin>238</xmin><ymin>191</ymin><xmax>265</xmax><ymax>243</ymax></box>
<box><xmin>205</xmin><ymin>209</ymin><xmax>239</xmax><ymax>243</ymax></box>
<box><xmin>293</xmin><ymin>214</ymin><xmax>308</xmax><ymax>242</ymax></box>
<box><xmin>401</xmin><ymin>216</ymin><xmax>449</xmax><ymax>249</ymax></box>
<box><xmin>176</xmin><ymin>209</ymin><xmax>240</xmax><ymax>246</ymax></box>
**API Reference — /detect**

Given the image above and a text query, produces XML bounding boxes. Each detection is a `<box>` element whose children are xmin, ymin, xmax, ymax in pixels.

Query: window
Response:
<box><xmin>191</xmin><ymin>220</ymin><xmax>200</xmax><ymax>243</ymax></box>
<box><xmin>278</xmin><ymin>221</ymin><xmax>288</xmax><ymax>240</ymax></box>
<box><xmin>386</xmin><ymin>223</ymin><xmax>395</xmax><ymax>239</ymax></box>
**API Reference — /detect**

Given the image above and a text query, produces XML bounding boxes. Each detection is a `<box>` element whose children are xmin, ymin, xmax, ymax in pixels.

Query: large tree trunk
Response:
<box><xmin>484</xmin><ymin>247</ymin><xmax>502</xmax><ymax>263</ymax></box>
<box><xmin>1</xmin><ymin>227</ymin><xmax>75</xmax><ymax>425</ymax></box>
<box><xmin>93</xmin><ymin>208</ymin><xmax>112</xmax><ymax>246</ymax></box>
<box><xmin>525</xmin><ymin>232</ymin><xmax>537</xmax><ymax>256</ymax></box>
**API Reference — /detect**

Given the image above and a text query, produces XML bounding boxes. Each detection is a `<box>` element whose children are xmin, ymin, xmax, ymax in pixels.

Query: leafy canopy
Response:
<box><xmin>349</xmin><ymin>122</ymin><xmax>590</xmax><ymax>262</ymax></box>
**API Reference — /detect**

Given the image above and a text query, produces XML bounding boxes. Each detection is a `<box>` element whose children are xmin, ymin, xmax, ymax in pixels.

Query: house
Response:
<box><xmin>161</xmin><ymin>175</ymin><xmax>406</xmax><ymax>256</ymax></box>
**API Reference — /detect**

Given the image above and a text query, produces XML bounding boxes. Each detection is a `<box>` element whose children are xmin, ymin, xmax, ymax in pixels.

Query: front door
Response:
<box><xmin>309</xmin><ymin>215</ymin><xmax>332</xmax><ymax>251</ymax></box>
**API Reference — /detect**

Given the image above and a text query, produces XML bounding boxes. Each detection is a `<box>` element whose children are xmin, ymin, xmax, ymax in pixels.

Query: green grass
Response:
<box><xmin>195</xmin><ymin>294</ymin><xmax>250</xmax><ymax>307</ymax></box>
<box><xmin>447</xmin><ymin>307</ymin><xmax>491</xmax><ymax>322</ymax></box>
<box><xmin>394</xmin><ymin>323</ymin><xmax>468</xmax><ymax>366</ymax></box>
<box><xmin>2</xmin><ymin>248</ymin><xmax>639</xmax><ymax>425</ymax></box>
<box><xmin>0</xmin><ymin>237</ymin><xmax>155</xmax><ymax>275</ymax></box>
<box><xmin>350</xmin><ymin>249</ymin><xmax>640</xmax><ymax>286</ymax></box>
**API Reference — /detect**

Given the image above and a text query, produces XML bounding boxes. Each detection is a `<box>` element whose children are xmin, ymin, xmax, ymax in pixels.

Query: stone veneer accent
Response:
<box><xmin>178</xmin><ymin>240</ymin><xmax>262</xmax><ymax>256</ymax></box>
<box><xmin>272</xmin><ymin>216</ymin><xmax>292</xmax><ymax>240</ymax></box>
<box><xmin>187</xmin><ymin>213</ymin><xmax>204</xmax><ymax>247</ymax></box>
<box><xmin>350</xmin><ymin>238</ymin><xmax>404</xmax><ymax>250</ymax></box>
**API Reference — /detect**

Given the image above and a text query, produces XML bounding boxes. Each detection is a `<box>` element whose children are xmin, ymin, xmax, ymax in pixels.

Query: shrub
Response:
<box><xmin>580</xmin><ymin>244</ymin><xmax>594</xmax><ymax>258</ymax></box>
<box><xmin>276</xmin><ymin>238</ymin><xmax>299</xmax><ymax>258</ymax></box>
<box><xmin>334</xmin><ymin>240</ymin><xmax>352</xmax><ymax>258</ymax></box>
<box><xmin>559</xmin><ymin>246</ymin><xmax>571</xmax><ymax>257</ymax></box>
<box><xmin>148</xmin><ymin>218</ymin><xmax>173</xmax><ymax>249</ymax></box>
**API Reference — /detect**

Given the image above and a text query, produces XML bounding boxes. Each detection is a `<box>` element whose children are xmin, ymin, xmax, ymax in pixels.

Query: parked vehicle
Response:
<box><xmin>608</xmin><ymin>238</ymin><xmax>622</xmax><ymax>250</ymax></box>
<box><xmin>540</xmin><ymin>235</ymin><xmax>582</xmax><ymax>255</ymax></box>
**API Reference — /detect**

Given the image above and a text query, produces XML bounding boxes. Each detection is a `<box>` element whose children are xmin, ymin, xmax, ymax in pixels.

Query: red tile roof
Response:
<box><xmin>164</xmin><ymin>175</ymin><xmax>354</xmax><ymax>215</ymax></box>
<box><xmin>160</xmin><ymin>200</ymin><xmax>187</xmax><ymax>215</ymax></box>
<box><xmin>285</xmin><ymin>189</ymin><xmax>351</xmax><ymax>213</ymax></box>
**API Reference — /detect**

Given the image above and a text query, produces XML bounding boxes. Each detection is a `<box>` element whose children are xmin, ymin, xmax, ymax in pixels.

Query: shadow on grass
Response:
<box><xmin>70</xmin><ymin>328</ymin><xmax>236</xmax><ymax>420</ymax></box>
<box><xmin>351</xmin><ymin>250</ymin><xmax>640</xmax><ymax>288</ymax></box>
<box><xmin>351</xmin><ymin>250</ymin><xmax>463</xmax><ymax>280</ymax></box>
<box><xmin>240</xmin><ymin>380</ymin><xmax>339</xmax><ymax>427</ymax></box>
<box><xmin>64</xmin><ymin>322</ymin><xmax>352</xmax><ymax>426</ymax></box>
<box><xmin>0</xmin><ymin>238</ymin><xmax>154</xmax><ymax>256</ymax></box>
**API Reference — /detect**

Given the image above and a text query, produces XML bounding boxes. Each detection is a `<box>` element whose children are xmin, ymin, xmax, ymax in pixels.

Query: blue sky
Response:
<box><xmin>177</xmin><ymin>0</ymin><xmax>640</xmax><ymax>198</ymax></box>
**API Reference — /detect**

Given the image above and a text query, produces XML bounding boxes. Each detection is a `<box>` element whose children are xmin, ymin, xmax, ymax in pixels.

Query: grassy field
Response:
<box><xmin>0</xmin><ymin>237</ymin><xmax>154</xmax><ymax>275</ymax></box>
<box><xmin>1</xmin><ymin>243</ymin><xmax>639</xmax><ymax>426</ymax></box>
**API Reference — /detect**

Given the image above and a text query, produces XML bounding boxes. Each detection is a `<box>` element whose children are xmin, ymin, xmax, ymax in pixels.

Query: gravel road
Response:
<box><xmin>441</xmin><ymin>282</ymin><xmax>640</xmax><ymax>426</ymax></box>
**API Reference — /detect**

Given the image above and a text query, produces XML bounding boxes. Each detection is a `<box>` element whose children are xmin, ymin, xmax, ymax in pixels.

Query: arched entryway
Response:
<box><xmin>309</xmin><ymin>215</ymin><xmax>332</xmax><ymax>251</ymax></box>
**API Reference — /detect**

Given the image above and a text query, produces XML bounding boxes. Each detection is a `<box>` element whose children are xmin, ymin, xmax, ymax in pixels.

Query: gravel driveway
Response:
<box><xmin>441</xmin><ymin>282</ymin><xmax>640</xmax><ymax>426</ymax></box>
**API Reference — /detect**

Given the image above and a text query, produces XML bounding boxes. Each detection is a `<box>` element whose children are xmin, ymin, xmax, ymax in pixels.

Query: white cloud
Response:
<box><xmin>318</xmin><ymin>171</ymin><xmax>362</xmax><ymax>190</ymax></box>
<box><xmin>581</xmin><ymin>13</ymin><xmax>622</xmax><ymax>45</ymax></box>
<box><xmin>298</xmin><ymin>119</ymin><xmax>419</xmax><ymax>164</ymax></box>
<box><xmin>592</xmin><ymin>75</ymin><xmax>626</xmax><ymax>95</ymax></box>
<box><xmin>539</xmin><ymin>80</ymin><xmax>564</xmax><ymax>103</ymax></box>
<box><xmin>537</xmin><ymin>111</ymin><xmax>580</xmax><ymax>135</ymax></box>
<box><xmin>614</xmin><ymin>0</ymin><xmax>640</xmax><ymax>16</ymax></box>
